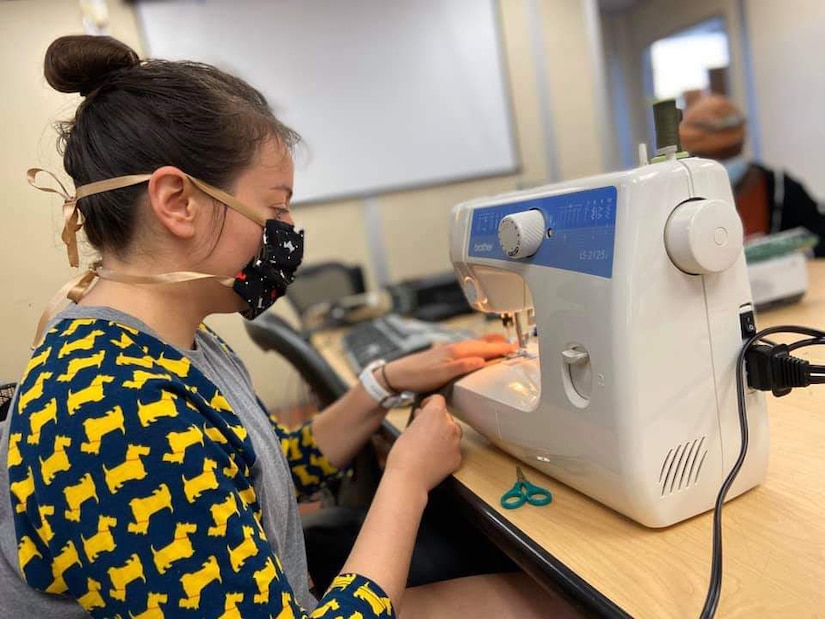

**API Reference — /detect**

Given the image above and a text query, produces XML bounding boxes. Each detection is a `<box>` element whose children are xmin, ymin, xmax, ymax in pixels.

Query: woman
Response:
<box><xmin>1</xmin><ymin>36</ymin><xmax>560</xmax><ymax>617</ymax></box>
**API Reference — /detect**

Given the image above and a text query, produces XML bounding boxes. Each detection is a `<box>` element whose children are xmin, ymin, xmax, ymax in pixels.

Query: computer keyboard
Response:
<box><xmin>342</xmin><ymin>313</ymin><xmax>476</xmax><ymax>373</ymax></box>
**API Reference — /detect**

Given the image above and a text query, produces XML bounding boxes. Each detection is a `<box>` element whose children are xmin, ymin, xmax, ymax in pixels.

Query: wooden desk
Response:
<box><xmin>311</xmin><ymin>262</ymin><xmax>825</xmax><ymax>618</ymax></box>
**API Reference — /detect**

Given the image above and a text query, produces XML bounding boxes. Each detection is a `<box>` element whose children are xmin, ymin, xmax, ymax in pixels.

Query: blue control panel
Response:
<box><xmin>468</xmin><ymin>186</ymin><xmax>617</xmax><ymax>278</ymax></box>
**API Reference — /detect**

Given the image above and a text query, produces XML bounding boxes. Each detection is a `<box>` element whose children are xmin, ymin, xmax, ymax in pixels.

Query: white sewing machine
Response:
<box><xmin>449</xmin><ymin>155</ymin><xmax>769</xmax><ymax>528</ymax></box>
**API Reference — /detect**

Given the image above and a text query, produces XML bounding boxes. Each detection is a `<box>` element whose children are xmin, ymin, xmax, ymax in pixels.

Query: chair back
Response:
<box><xmin>0</xmin><ymin>383</ymin><xmax>16</xmax><ymax>423</ymax></box>
<box><xmin>286</xmin><ymin>262</ymin><xmax>366</xmax><ymax>324</ymax></box>
<box><xmin>244</xmin><ymin>313</ymin><xmax>347</xmax><ymax>408</ymax></box>
<box><xmin>243</xmin><ymin>314</ymin><xmax>380</xmax><ymax>507</ymax></box>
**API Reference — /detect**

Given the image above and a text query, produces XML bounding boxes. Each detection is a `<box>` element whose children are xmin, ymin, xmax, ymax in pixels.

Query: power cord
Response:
<box><xmin>699</xmin><ymin>324</ymin><xmax>825</xmax><ymax>618</ymax></box>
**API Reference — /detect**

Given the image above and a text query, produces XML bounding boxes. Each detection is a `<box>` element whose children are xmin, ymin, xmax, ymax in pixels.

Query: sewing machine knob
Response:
<box><xmin>498</xmin><ymin>210</ymin><xmax>545</xmax><ymax>259</ymax></box>
<box><xmin>664</xmin><ymin>198</ymin><xmax>744</xmax><ymax>275</ymax></box>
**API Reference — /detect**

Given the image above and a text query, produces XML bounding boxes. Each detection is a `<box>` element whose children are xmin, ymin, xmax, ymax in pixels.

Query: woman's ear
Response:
<box><xmin>146</xmin><ymin>167</ymin><xmax>201</xmax><ymax>239</ymax></box>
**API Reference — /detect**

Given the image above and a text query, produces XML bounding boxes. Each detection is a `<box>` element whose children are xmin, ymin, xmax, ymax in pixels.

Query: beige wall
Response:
<box><xmin>0</xmin><ymin>0</ymin><xmax>143</xmax><ymax>374</ymax></box>
<box><xmin>1</xmin><ymin>0</ymin><xmax>607</xmax><ymax>410</ymax></box>
<box><xmin>600</xmin><ymin>0</ymin><xmax>751</xmax><ymax>166</ymax></box>
<box><xmin>541</xmin><ymin>0</ymin><xmax>609</xmax><ymax>179</ymax></box>
<box><xmin>601</xmin><ymin>0</ymin><xmax>825</xmax><ymax>197</ymax></box>
<box><xmin>745</xmin><ymin>0</ymin><xmax>825</xmax><ymax>198</ymax></box>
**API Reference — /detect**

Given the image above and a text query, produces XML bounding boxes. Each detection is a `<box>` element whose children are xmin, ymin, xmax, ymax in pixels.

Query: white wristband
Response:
<box><xmin>359</xmin><ymin>359</ymin><xmax>393</xmax><ymax>405</ymax></box>
<box><xmin>358</xmin><ymin>359</ymin><xmax>416</xmax><ymax>409</ymax></box>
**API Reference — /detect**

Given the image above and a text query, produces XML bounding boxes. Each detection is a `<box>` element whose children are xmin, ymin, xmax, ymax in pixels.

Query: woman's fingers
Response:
<box><xmin>451</xmin><ymin>339</ymin><xmax>516</xmax><ymax>360</ymax></box>
<box><xmin>419</xmin><ymin>394</ymin><xmax>445</xmax><ymax>410</ymax></box>
<box><xmin>451</xmin><ymin>415</ymin><xmax>464</xmax><ymax>438</ymax></box>
<box><xmin>385</xmin><ymin>337</ymin><xmax>514</xmax><ymax>394</ymax></box>
<box><xmin>445</xmin><ymin>356</ymin><xmax>486</xmax><ymax>377</ymax></box>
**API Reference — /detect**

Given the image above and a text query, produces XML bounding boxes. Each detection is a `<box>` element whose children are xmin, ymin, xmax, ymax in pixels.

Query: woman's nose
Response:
<box><xmin>274</xmin><ymin>208</ymin><xmax>294</xmax><ymax>225</ymax></box>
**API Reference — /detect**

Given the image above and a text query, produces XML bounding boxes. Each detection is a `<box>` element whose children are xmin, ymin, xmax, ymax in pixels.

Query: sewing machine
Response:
<box><xmin>448</xmin><ymin>155</ymin><xmax>769</xmax><ymax>528</ymax></box>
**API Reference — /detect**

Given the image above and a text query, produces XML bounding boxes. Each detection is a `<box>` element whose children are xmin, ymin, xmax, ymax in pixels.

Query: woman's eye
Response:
<box><xmin>270</xmin><ymin>205</ymin><xmax>291</xmax><ymax>220</ymax></box>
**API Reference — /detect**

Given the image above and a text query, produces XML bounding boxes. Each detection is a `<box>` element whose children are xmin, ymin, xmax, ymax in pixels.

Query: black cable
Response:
<box><xmin>787</xmin><ymin>337</ymin><xmax>825</xmax><ymax>352</ymax></box>
<box><xmin>699</xmin><ymin>324</ymin><xmax>825</xmax><ymax>619</ymax></box>
<box><xmin>787</xmin><ymin>338</ymin><xmax>825</xmax><ymax>375</ymax></box>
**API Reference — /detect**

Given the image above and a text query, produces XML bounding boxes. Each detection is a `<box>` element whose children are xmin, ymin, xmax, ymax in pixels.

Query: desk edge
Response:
<box><xmin>380</xmin><ymin>420</ymin><xmax>632</xmax><ymax>619</ymax></box>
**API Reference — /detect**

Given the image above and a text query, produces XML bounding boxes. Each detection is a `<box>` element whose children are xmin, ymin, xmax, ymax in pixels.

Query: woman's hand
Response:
<box><xmin>380</xmin><ymin>334</ymin><xmax>516</xmax><ymax>394</ymax></box>
<box><xmin>384</xmin><ymin>395</ymin><xmax>462</xmax><ymax>492</ymax></box>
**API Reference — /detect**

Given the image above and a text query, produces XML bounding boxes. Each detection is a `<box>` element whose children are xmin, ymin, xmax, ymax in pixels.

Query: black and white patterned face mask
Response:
<box><xmin>234</xmin><ymin>219</ymin><xmax>304</xmax><ymax>319</ymax></box>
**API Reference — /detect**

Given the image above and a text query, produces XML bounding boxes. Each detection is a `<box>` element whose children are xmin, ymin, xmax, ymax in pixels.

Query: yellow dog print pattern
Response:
<box><xmin>8</xmin><ymin>319</ymin><xmax>394</xmax><ymax>618</ymax></box>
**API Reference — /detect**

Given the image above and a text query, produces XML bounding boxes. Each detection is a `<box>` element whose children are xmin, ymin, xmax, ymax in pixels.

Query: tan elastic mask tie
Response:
<box><xmin>31</xmin><ymin>262</ymin><xmax>234</xmax><ymax>349</ymax></box>
<box><xmin>27</xmin><ymin>169</ymin><xmax>259</xmax><ymax>348</ymax></box>
<box><xmin>33</xmin><ymin>262</ymin><xmax>101</xmax><ymax>348</ymax></box>
<box><xmin>27</xmin><ymin>168</ymin><xmax>152</xmax><ymax>268</ymax></box>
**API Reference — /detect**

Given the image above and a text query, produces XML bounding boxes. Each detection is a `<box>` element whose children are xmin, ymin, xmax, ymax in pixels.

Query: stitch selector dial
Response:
<box><xmin>498</xmin><ymin>210</ymin><xmax>545</xmax><ymax>259</ymax></box>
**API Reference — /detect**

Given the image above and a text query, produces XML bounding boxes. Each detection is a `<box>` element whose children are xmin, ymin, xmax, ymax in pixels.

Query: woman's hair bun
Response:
<box><xmin>44</xmin><ymin>35</ymin><xmax>140</xmax><ymax>96</ymax></box>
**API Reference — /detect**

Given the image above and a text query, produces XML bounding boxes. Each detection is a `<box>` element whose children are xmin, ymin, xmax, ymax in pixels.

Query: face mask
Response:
<box><xmin>234</xmin><ymin>219</ymin><xmax>304</xmax><ymax>319</ymax></box>
<box><xmin>721</xmin><ymin>156</ymin><xmax>749</xmax><ymax>187</ymax></box>
<box><xmin>27</xmin><ymin>168</ymin><xmax>303</xmax><ymax>330</ymax></box>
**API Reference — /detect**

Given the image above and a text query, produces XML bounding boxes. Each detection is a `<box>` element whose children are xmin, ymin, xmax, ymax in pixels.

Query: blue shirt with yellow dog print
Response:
<box><xmin>3</xmin><ymin>306</ymin><xmax>394</xmax><ymax>618</ymax></box>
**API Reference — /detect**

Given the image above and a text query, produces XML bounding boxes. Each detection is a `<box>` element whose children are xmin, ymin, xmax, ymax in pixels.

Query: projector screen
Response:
<box><xmin>135</xmin><ymin>0</ymin><xmax>519</xmax><ymax>203</ymax></box>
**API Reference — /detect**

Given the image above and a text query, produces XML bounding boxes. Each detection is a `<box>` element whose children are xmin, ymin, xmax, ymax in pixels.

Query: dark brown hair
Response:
<box><xmin>44</xmin><ymin>35</ymin><xmax>300</xmax><ymax>255</ymax></box>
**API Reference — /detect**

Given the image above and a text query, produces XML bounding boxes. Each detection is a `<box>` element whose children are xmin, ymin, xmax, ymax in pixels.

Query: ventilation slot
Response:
<box><xmin>659</xmin><ymin>437</ymin><xmax>707</xmax><ymax>496</ymax></box>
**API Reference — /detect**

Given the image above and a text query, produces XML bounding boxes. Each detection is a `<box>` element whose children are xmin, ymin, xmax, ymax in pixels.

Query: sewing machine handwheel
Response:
<box><xmin>664</xmin><ymin>198</ymin><xmax>744</xmax><ymax>275</ymax></box>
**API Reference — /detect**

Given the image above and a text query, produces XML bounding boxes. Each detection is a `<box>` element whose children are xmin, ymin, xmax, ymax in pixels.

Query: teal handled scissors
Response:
<box><xmin>500</xmin><ymin>466</ymin><xmax>553</xmax><ymax>509</ymax></box>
